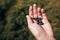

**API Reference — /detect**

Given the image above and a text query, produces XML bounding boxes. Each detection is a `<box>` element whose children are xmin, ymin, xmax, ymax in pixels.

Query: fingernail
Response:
<box><xmin>26</xmin><ymin>15</ymin><xmax>28</xmax><ymax>18</ymax></box>
<box><xmin>33</xmin><ymin>4</ymin><xmax>36</xmax><ymax>6</ymax></box>
<box><xmin>41</xmin><ymin>9</ymin><xmax>45</xmax><ymax>13</ymax></box>
<box><xmin>38</xmin><ymin>7</ymin><xmax>40</xmax><ymax>10</ymax></box>
<box><xmin>30</xmin><ymin>6</ymin><xmax>32</xmax><ymax>8</ymax></box>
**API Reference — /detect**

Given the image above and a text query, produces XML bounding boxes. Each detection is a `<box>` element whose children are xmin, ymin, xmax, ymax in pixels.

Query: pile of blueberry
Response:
<box><xmin>33</xmin><ymin>18</ymin><xmax>43</xmax><ymax>25</ymax></box>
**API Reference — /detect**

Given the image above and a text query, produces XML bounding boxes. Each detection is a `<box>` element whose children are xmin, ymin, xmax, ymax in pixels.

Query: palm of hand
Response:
<box><xmin>26</xmin><ymin>4</ymin><xmax>55</xmax><ymax>40</ymax></box>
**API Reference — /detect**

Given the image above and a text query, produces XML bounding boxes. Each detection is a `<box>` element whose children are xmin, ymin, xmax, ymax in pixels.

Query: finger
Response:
<box><xmin>33</xmin><ymin>4</ymin><xmax>37</xmax><ymax>18</ymax></box>
<box><xmin>41</xmin><ymin>9</ymin><xmax>54</xmax><ymax>36</ymax></box>
<box><xmin>26</xmin><ymin>15</ymin><xmax>33</xmax><ymax>25</ymax></box>
<box><xmin>37</xmin><ymin>7</ymin><xmax>42</xmax><ymax>19</ymax></box>
<box><xmin>29</xmin><ymin>6</ymin><xmax>33</xmax><ymax>18</ymax></box>
<box><xmin>41</xmin><ymin>9</ymin><xmax>48</xmax><ymax>21</ymax></box>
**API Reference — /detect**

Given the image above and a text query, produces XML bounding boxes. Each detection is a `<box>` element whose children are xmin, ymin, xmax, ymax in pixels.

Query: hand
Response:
<box><xmin>26</xmin><ymin>4</ymin><xmax>55</xmax><ymax>40</ymax></box>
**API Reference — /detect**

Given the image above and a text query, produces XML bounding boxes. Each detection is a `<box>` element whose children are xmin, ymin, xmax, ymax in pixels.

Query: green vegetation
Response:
<box><xmin>0</xmin><ymin>0</ymin><xmax>60</xmax><ymax>40</ymax></box>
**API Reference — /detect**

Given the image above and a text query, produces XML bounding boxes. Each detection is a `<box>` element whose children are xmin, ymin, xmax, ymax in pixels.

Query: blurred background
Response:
<box><xmin>0</xmin><ymin>0</ymin><xmax>60</xmax><ymax>40</ymax></box>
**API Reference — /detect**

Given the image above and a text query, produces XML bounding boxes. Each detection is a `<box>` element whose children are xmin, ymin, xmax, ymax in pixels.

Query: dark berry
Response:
<box><xmin>33</xmin><ymin>18</ymin><xmax>44</xmax><ymax>25</ymax></box>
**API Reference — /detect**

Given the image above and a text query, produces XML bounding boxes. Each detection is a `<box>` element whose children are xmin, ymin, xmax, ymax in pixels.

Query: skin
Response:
<box><xmin>26</xmin><ymin>4</ymin><xmax>55</xmax><ymax>40</ymax></box>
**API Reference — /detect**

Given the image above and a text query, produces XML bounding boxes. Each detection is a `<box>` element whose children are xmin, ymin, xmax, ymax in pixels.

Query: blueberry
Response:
<box><xmin>33</xmin><ymin>18</ymin><xmax>44</xmax><ymax>25</ymax></box>
<box><xmin>38</xmin><ymin>20</ymin><xmax>43</xmax><ymax>25</ymax></box>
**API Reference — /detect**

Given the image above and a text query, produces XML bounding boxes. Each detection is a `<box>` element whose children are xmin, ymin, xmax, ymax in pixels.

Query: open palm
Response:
<box><xmin>26</xmin><ymin>4</ymin><xmax>55</xmax><ymax>40</ymax></box>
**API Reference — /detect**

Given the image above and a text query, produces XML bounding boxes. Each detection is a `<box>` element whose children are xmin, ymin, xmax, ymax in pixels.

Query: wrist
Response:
<box><xmin>36</xmin><ymin>35</ymin><xmax>55</xmax><ymax>40</ymax></box>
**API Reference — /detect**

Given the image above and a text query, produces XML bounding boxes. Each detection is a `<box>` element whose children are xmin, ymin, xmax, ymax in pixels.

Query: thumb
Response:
<box><xmin>26</xmin><ymin>15</ymin><xmax>33</xmax><ymax>25</ymax></box>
